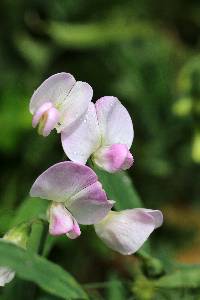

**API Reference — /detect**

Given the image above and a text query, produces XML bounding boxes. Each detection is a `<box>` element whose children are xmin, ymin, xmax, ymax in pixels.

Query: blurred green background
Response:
<box><xmin>0</xmin><ymin>0</ymin><xmax>200</xmax><ymax>299</ymax></box>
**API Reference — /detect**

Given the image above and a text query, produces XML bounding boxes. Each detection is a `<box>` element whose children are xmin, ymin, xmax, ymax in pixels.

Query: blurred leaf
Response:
<box><xmin>0</xmin><ymin>88</ymin><xmax>31</xmax><ymax>152</ymax></box>
<box><xmin>154</xmin><ymin>288</ymin><xmax>200</xmax><ymax>300</ymax></box>
<box><xmin>0</xmin><ymin>240</ymin><xmax>88</xmax><ymax>300</ymax></box>
<box><xmin>0</xmin><ymin>209</ymin><xmax>14</xmax><ymax>233</ymax></box>
<box><xmin>47</xmin><ymin>19</ymin><xmax>156</xmax><ymax>49</ymax></box>
<box><xmin>132</xmin><ymin>275</ymin><xmax>155</xmax><ymax>300</ymax></box>
<box><xmin>156</xmin><ymin>266</ymin><xmax>200</xmax><ymax>289</ymax></box>
<box><xmin>177</xmin><ymin>54</ymin><xmax>200</xmax><ymax>98</ymax></box>
<box><xmin>37</xmin><ymin>295</ymin><xmax>61</xmax><ymax>300</ymax></box>
<box><xmin>172</xmin><ymin>97</ymin><xmax>192</xmax><ymax>117</ymax></box>
<box><xmin>94</xmin><ymin>167</ymin><xmax>142</xmax><ymax>209</ymax></box>
<box><xmin>42</xmin><ymin>234</ymin><xmax>57</xmax><ymax>257</ymax></box>
<box><xmin>192</xmin><ymin>130</ymin><xmax>200</xmax><ymax>163</ymax></box>
<box><xmin>2</xmin><ymin>279</ymin><xmax>38</xmax><ymax>300</ymax></box>
<box><xmin>11</xmin><ymin>197</ymin><xmax>48</xmax><ymax>226</ymax></box>
<box><xmin>15</xmin><ymin>34</ymin><xmax>53</xmax><ymax>70</ymax></box>
<box><xmin>106</xmin><ymin>273</ymin><xmax>126</xmax><ymax>300</ymax></box>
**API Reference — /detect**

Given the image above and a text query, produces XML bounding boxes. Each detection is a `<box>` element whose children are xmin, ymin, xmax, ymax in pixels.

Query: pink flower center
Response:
<box><xmin>32</xmin><ymin>102</ymin><xmax>60</xmax><ymax>137</ymax></box>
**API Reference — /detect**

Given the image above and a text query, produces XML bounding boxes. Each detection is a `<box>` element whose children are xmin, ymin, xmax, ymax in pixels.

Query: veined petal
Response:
<box><xmin>56</xmin><ymin>81</ymin><xmax>93</xmax><ymax>133</ymax></box>
<box><xmin>95</xmin><ymin>96</ymin><xmax>134</xmax><ymax>149</ymax></box>
<box><xmin>93</xmin><ymin>144</ymin><xmax>134</xmax><ymax>173</ymax></box>
<box><xmin>49</xmin><ymin>203</ymin><xmax>74</xmax><ymax>236</ymax></box>
<box><xmin>0</xmin><ymin>267</ymin><xmax>15</xmax><ymax>287</ymax></box>
<box><xmin>94</xmin><ymin>209</ymin><xmax>163</xmax><ymax>255</ymax></box>
<box><xmin>61</xmin><ymin>103</ymin><xmax>101</xmax><ymax>164</ymax></box>
<box><xmin>30</xmin><ymin>162</ymin><xmax>98</xmax><ymax>202</ymax></box>
<box><xmin>67</xmin><ymin>182</ymin><xmax>114</xmax><ymax>225</ymax></box>
<box><xmin>29</xmin><ymin>73</ymin><xmax>76</xmax><ymax>114</ymax></box>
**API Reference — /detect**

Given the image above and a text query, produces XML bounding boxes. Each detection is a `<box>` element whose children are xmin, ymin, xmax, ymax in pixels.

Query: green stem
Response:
<box><xmin>27</xmin><ymin>219</ymin><xmax>48</xmax><ymax>255</ymax></box>
<box><xmin>135</xmin><ymin>250</ymin><xmax>165</xmax><ymax>278</ymax></box>
<box><xmin>83</xmin><ymin>280</ymin><xmax>127</xmax><ymax>289</ymax></box>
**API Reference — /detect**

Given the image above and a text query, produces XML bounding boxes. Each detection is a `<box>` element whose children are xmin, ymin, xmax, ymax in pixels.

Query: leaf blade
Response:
<box><xmin>0</xmin><ymin>240</ymin><xmax>88</xmax><ymax>300</ymax></box>
<box><xmin>94</xmin><ymin>168</ymin><xmax>142</xmax><ymax>209</ymax></box>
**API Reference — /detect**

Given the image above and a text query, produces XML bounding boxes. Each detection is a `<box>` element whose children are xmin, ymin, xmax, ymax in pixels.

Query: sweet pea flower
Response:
<box><xmin>61</xmin><ymin>96</ymin><xmax>134</xmax><ymax>173</ymax></box>
<box><xmin>94</xmin><ymin>208</ymin><xmax>163</xmax><ymax>255</ymax></box>
<box><xmin>29</xmin><ymin>72</ymin><xmax>93</xmax><ymax>136</ymax></box>
<box><xmin>30</xmin><ymin>162</ymin><xmax>114</xmax><ymax>238</ymax></box>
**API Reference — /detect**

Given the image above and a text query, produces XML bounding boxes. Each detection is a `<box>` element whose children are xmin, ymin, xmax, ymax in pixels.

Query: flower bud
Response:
<box><xmin>93</xmin><ymin>144</ymin><xmax>134</xmax><ymax>173</ymax></box>
<box><xmin>49</xmin><ymin>203</ymin><xmax>81</xmax><ymax>239</ymax></box>
<box><xmin>3</xmin><ymin>223</ymin><xmax>31</xmax><ymax>249</ymax></box>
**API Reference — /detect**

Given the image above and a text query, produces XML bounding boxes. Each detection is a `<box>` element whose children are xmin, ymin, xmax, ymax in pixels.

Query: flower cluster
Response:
<box><xmin>0</xmin><ymin>72</ymin><xmax>163</xmax><ymax>287</ymax></box>
<box><xmin>29</xmin><ymin>72</ymin><xmax>163</xmax><ymax>255</ymax></box>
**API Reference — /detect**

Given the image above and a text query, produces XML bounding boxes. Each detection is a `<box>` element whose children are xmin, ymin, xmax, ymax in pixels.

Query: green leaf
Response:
<box><xmin>0</xmin><ymin>240</ymin><xmax>88</xmax><ymax>300</ymax></box>
<box><xmin>156</xmin><ymin>266</ymin><xmax>200</xmax><ymax>289</ymax></box>
<box><xmin>94</xmin><ymin>167</ymin><xmax>142</xmax><ymax>209</ymax></box>
<box><xmin>47</xmin><ymin>19</ymin><xmax>156</xmax><ymax>49</ymax></box>
<box><xmin>37</xmin><ymin>296</ymin><xmax>61</xmax><ymax>300</ymax></box>
<box><xmin>11</xmin><ymin>197</ymin><xmax>48</xmax><ymax>226</ymax></box>
<box><xmin>15</xmin><ymin>34</ymin><xmax>52</xmax><ymax>70</ymax></box>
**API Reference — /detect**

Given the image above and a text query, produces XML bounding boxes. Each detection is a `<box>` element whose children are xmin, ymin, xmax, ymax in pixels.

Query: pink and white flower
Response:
<box><xmin>30</xmin><ymin>161</ymin><xmax>114</xmax><ymax>238</ymax></box>
<box><xmin>29</xmin><ymin>73</ymin><xmax>93</xmax><ymax>136</ymax></box>
<box><xmin>94</xmin><ymin>208</ymin><xmax>163</xmax><ymax>255</ymax></box>
<box><xmin>61</xmin><ymin>96</ymin><xmax>134</xmax><ymax>173</ymax></box>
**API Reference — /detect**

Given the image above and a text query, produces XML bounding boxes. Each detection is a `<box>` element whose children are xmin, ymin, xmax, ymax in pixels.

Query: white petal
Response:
<box><xmin>95</xmin><ymin>209</ymin><xmax>162</xmax><ymax>255</ymax></box>
<box><xmin>95</xmin><ymin>96</ymin><xmax>134</xmax><ymax>149</ymax></box>
<box><xmin>0</xmin><ymin>267</ymin><xmax>15</xmax><ymax>286</ymax></box>
<box><xmin>56</xmin><ymin>81</ymin><xmax>93</xmax><ymax>132</ymax></box>
<box><xmin>61</xmin><ymin>103</ymin><xmax>101</xmax><ymax>164</ymax></box>
<box><xmin>29</xmin><ymin>73</ymin><xmax>76</xmax><ymax>114</ymax></box>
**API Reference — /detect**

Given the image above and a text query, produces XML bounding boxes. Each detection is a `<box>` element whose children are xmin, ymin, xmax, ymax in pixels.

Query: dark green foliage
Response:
<box><xmin>0</xmin><ymin>240</ymin><xmax>88</xmax><ymax>299</ymax></box>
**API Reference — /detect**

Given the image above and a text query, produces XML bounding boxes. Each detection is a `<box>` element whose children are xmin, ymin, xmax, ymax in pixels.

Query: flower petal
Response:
<box><xmin>30</xmin><ymin>162</ymin><xmax>98</xmax><ymax>202</ymax></box>
<box><xmin>93</xmin><ymin>144</ymin><xmax>134</xmax><ymax>173</ymax></box>
<box><xmin>94</xmin><ymin>208</ymin><xmax>163</xmax><ymax>255</ymax></box>
<box><xmin>66</xmin><ymin>218</ymin><xmax>81</xmax><ymax>239</ymax></box>
<box><xmin>0</xmin><ymin>267</ymin><xmax>15</xmax><ymax>287</ymax></box>
<box><xmin>29</xmin><ymin>73</ymin><xmax>76</xmax><ymax>114</ymax></box>
<box><xmin>67</xmin><ymin>182</ymin><xmax>114</xmax><ymax>225</ymax></box>
<box><xmin>32</xmin><ymin>102</ymin><xmax>53</xmax><ymax>128</ymax></box>
<box><xmin>41</xmin><ymin>107</ymin><xmax>60</xmax><ymax>137</ymax></box>
<box><xmin>95</xmin><ymin>96</ymin><xmax>134</xmax><ymax>149</ymax></box>
<box><xmin>61</xmin><ymin>103</ymin><xmax>101</xmax><ymax>164</ymax></box>
<box><xmin>142</xmin><ymin>209</ymin><xmax>163</xmax><ymax>228</ymax></box>
<box><xmin>49</xmin><ymin>203</ymin><xmax>74</xmax><ymax>236</ymax></box>
<box><xmin>56</xmin><ymin>81</ymin><xmax>93</xmax><ymax>133</ymax></box>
